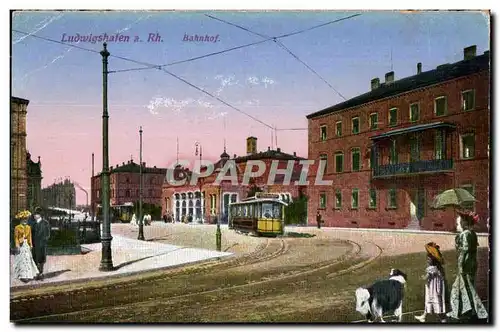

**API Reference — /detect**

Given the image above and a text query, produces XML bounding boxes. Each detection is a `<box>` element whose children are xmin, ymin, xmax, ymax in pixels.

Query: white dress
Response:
<box><xmin>424</xmin><ymin>265</ymin><xmax>446</xmax><ymax>314</ymax></box>
<box><xmin>13</xmin><ymin>239</ymin><xmax>39</xmax><ymax>280</ymax></box>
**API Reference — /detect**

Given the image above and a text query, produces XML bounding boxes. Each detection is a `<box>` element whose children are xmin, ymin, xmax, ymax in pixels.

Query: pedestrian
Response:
<box><xmin>316</xmin><ymin>210</ymin><xmax>322</xmax><ymax>229</ymax></box>
<box><xmin>163</xmin><ymin>214</ymin><xmax>168</xmax><ymax>223</ymax></box>
<box><xmin>446</xmin><ymin>210</ymin><xmax>488</xmax><ymax>321</ymax></box>
<box><xmin>13</xmin><ymin>210</ymin><xmax>39</xmax><ymax>282</ymax></box>
<box><xmin>31</xmin><ymin>207</ymin><xmax>51</xmax><ymax>280</ymax></box>
<box><xmin>415</xmin><ymin>242</ymin><xmax>447</xmax><ymax>323</ymax></box>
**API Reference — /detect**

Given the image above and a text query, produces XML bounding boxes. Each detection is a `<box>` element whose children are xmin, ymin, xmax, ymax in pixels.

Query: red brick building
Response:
<box><xmin>306</xmin><ymin>45</ymin><xmax>490</xmax><ymax>232</ymax></box>
<box><xmin>161</xmin><ymin>137</ymin><xmax>306</xmax><ymax>223</ymax></box>
<box><xmin>91</xmin><ymin>159</ymin><xmax>168</xmax><ymax>215</ymax></box>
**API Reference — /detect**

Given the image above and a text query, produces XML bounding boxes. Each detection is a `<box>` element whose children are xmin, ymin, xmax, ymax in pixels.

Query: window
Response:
<box><xmin>461</xmin><ymin>133</ymin><xmax>475</xmax><ymax>159</ymax></box>
<box><xmin>409</xmin><ymin>135</ymin><xmax>420</xmax><ymax>162</ymax></box>
<box><xmin>335</xmin><ymin>152</ymin><xmax>344</xmax><ymax>173</ymax></box>
<box><xmin>435</xmin><ymin>130</ymin><xmax>444</xmax><ymax>160</ymax></box>
<box><xmin>319</xmin><ymin>154</ymin><xmax>328</xmax><ymax>172</ymax></box>
<box><xmin>410</xmin><ymin>103</ymin><xmax>420</xmax><ymax>122</ymax></box>
<box><xmin>97</xmin><ymin>190</ymin><xmax>100</xmax><ymax>199</ymax></box>
<box><xmin>369</xmin><ymin>189</ymin><xmax>377</xmax><ymax>208</ymax></box>
<box><xmin>435</xmin><ymin>96</ymin><xmax>447</xmax><ymax>116</ymax></box>
<box><xmin>125</xmin><ymin>189</ymin><xmax>130</xmax><ymax>198</ymax></box>
<box><xmin>351</xmin><ymin>189</ymin><xmax>359</xmax><ymax>209</ymax></box>
<box><xmin>461</xmin><ymin>184</ymin><xmax>475</xmax><ymax>210</ymax></box>
<box><xmin>388</xmin><ymin>189</ymin><xmax>397</xmax><ymax>208</ymax></box>
<box><xmin>389</xmin><ymin>108</ymin><xmax>398</xmax><ymax>126</ymax></box>
<box><xmin>319</xmin><ymin>192</ymin><xmax>327</xmax><ymax>209</ymax></box>
<box><xmin>369</xmin><ymin>113</ymin><xmax>378</xmax><ymax>130</ymax></box>
<box><xmin>336</xmin><ymin>121</ymin><xmax>342</xmax><ymax>137</ymax></box>
<box><xmin>335</xmin><ymin>189</ymin><xmax>342</xmax><ymax>209</ymax></box>
<box><xmin>320</xmin><ymin>125</ymin><xmax>327</xmax><ymax>141</ymax></box>
<box><xmin>352</xmin><ymin>117</ymin><xmax>360</xmax><ymax>134</ymax></box>
<box><xmin>462</xmin><ymin>90</ymin><xmax>475</xmax><ymax>111</ymax></box>
<box><xmin>351</xmin><ymin>148</ymin><xmax>361</xmax><ymax>171</ymax></box>
<box><xmin>389</xmin><ymin>139</ymin><xmax>398</xmax><ymax>164</ymax></box>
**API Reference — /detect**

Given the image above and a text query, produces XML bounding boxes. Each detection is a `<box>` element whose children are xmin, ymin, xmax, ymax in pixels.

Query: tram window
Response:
<box><xmin>243</xmin><ymin>206</ymin><xmax>248</xmax><ymax>217</ymax></box>
<box><xmin>249</xmin><ymin>204</ymin><xmax>254</xmax><ymax>218</ymax></box>
<box><xmin>262</xmin><ymin>203</ymin><xmax>274</xmax><ymax>219</ymax></box>
<box><xmin>273</xmin><ymin>205</ymin><xmax>282</xmax><ymax>219</ymax></box>
<box><xmin>256</xmin><ymin>204</ymin><xmax>261</xmax><ymax>219</ymax></box>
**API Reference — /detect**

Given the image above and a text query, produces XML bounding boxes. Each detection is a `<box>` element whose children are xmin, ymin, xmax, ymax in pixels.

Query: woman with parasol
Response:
<box><xmin>415</xmin><ymin>242</ymin><xmax>447</xmax><ymax>323</ymax></box>
<box><xmin>446</xmin><ymin>209</ymin><xmax>488</xmax><ymax>321</ymax></box>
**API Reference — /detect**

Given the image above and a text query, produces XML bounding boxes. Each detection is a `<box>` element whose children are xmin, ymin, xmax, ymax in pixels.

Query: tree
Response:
<box><xmin>284</xmin><ymin>191</ymin><xmax>308</xmax><ymax>225</ymax></box>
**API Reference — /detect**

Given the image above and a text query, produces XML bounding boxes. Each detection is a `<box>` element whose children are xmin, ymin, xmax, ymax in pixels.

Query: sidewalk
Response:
<box><xmin>10</xmin><ymin>234</ymin><xmax>232</xmax><ymax>292</ymax></box>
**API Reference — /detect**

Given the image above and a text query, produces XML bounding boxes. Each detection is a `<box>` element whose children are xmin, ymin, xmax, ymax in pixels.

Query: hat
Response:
<box><xmin>15</xmin><ymin>210</ymin><xmax>32</xmax><ymax>220</ymax></box>
<box><xmin>34</xmin><ymin>206</ymin><xmax>43</xmax><ymax>214</ymax></box>
<box><xmin>457</xmin><ymin>210</ymin><xmax>480</xmax><ymax>224</ymax></box>
<box><xmin>425</xmin><ymin>242</ymin><xmax>444</xmax><ymax>264</ymax></box>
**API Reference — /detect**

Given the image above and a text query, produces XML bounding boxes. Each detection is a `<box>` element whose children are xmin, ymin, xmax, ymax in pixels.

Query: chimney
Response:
<box><xmin>385</xmin><ymin>71</ymin><xmax>394</xmax><ymax>84</ymax></box>
<box><xmin>293</xmin><ymin>152</ymin><xmax>296</xmax><ymax>157</ymax></box>
<box><xmin>277</xmin><ymin>147</ymin><xmax>281</xmax><ymax>153</ymax></box>
<box><xmin>417</xmin><ymin>62</ymin><xmax>422</xmax><ymax>74</ymax></box>
<box><xmin>464</xmin><ymin>45</ymin><xmax>477</xmax><ymax>60</ymax></box>
<box><xmin>268</xmin><ymin>146</ymin><xmax>271</xmax><ymax>151</ymax></box>
<box><xmin>110</xmin><ymin>166</ymin><xmax>113</xmax><ymax>170</ymax></box>
<box><xmin>246</xmin><ymin>136</ymin><xmax>257</xmax><ymax>155</ymax></box>
<box><xmin>371</xmin><ymin>78</ymin><xmax>380</xmax><ymax>90</ymax></box>
<box><xmin>142</xmin><ymin>162</ymin><xmax>146</xmax><ymax>167</ymax></box>
<box><xmin>233</xmin><ymin>154</ymin><xmax>237</xmax><ymax>158</ymax></box>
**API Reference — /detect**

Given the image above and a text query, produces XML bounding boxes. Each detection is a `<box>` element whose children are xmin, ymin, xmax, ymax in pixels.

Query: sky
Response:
<box><xmin>11</xmin><ymin>10</ymin><xmax>490</xmax><ymax>205</ymax></box>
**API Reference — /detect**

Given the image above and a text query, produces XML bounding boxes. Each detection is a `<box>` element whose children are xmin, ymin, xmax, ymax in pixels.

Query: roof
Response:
<box><xmin>370</xmin><ymin>122</ymin><xmax>456</xmax><ymax>141</ymax></box>
<box><xmin>109</xmin><ymin>161</ymin><xmax>168</xmax><ymax>174</ymax></box>
<box><xmin>11</xmin><ymin>96</ymin><xmax>30</xmax><ymax>105</ymax></box>
<box><xmin>234</xmin><ymin>149</ymin><xmax>305</xmax><ymax>162</ymax></box>
<box><xmin>306</xmin><ymin>51</ymin><xmax>490</xmax><ymax>119</ymax></box>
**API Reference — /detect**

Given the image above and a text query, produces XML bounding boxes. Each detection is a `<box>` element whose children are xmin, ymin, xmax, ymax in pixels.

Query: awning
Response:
<box><xmin>370</xmin><ymin>122</ymin><xmax>456</xmax><ymax>141</ymax></box>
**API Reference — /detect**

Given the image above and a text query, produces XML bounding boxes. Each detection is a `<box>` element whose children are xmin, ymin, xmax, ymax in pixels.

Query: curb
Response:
<box><xmin>290</xmin><ymin>226</ymin><xmax>489</xmax><ymax>237</ymax></box>
<box><xmin>10</xmin><ymin>253</ymin><xmax>234</xmax><ymax>296</ymax></box>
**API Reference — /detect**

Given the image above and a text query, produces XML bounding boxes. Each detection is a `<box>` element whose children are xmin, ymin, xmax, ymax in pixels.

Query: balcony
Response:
<box><xmin>373</xmin><ymin>159</ymin><xmax>454</xmax><ymax>178</ymax></box>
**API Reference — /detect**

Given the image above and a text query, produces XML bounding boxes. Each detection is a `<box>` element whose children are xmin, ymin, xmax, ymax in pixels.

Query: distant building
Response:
<box><xmin>26</xmin><ymin>152</ymin><xmax>42</xmax><ymax>211</ymax></box>
<box><xmin>90</xmin><ymin>159</ymin><xmax>168</xmax><ymax>215</ymax></box>
<box><xmin>41</xmin><ymin>179</ymin><xmax>76</xmax><ymax>210</ymax></box>
<box><xmin>11</xmin><ymin>96</ymin><xmax>29</xmax><ymax>217</ymax></box>
<box><xmin>306</xmin><ymin>45</ymin><xmax>490</xmax><ymax>232</ymax></box>
<box><xmin>162</xmin><ymin>136</ymin><xmax>307</xmax><ymax>223</ymax></box>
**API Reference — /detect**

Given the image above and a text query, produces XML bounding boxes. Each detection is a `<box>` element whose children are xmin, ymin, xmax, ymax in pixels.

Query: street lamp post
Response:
<box><xmin>137</xmin><ymin>126</ymin><xmax>145</xmax><ymax>241</ymax></box>
<box><xmin>99</xmin><ymin>42</ymin><xmax>113</xmax><ymax>271</ymax></box>
<box><xmin>195</xmin><ymin>142</ymin><xmax>203</xmax><ymax>224</ymax></box>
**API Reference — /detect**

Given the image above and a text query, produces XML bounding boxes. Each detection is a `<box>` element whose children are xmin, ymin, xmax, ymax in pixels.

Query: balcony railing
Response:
<box><xmin>373</xmin><ymin>159</ymin><xmax>454</xmax><ymax>178</ymax></box>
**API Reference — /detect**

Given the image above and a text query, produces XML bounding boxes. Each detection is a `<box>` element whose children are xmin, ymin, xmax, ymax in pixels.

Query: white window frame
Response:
<box><xmin>461</xmin><ymin>89</ymin><xmax>475</xmax><ymax>112</ymax></box>
<box><xmin>335</xmin><ymin>121</ymin><xmax>342</xmax><ymax>137</ymax></box>
<box><xmin>388</xmin><ymin>107</ymin><xmax>398</xmax><ymax>127</ymax></box>
<box><xmin>320</xmin><ymin>125</ymin><xmax>327</xmax><ymax>141</ymax></box>
<box><xmin>334</xmin><ymin>152</ymin><xmax>344</xmax><ymax>173</ymax></box>
<box><xmin>409</xmin><ymin>103</ymin><xmax>420</xmax><ymax>122</ymax></box>
<box><xmin>351</xmin><ymin>189</ymin><xmax>359</xmax><ymax>209</ymax></box>
<box><xmin>460</xmin><ymin>133</ymin><xmax>475</xmax><ymax>160</ymax></box>
<box><xmin>351</xmin><ymin>147</ymin><xmax>361</xmax><ymax>172</ymax></box>
<box><xmin>351</xmin><ymin>117</ymin><xmax>360</xmax><ymax>134</ymax></box>
<box><xmin>319</xmin><ymin>192</ymin><xmax>327</xmax><ymax>209</ymax></box>
<box><xmin>369</xmin><ymin>112</ymin><xmax>379</xmax><ymax>130</ymax></box>
<box><xmin>434</xmin><ymin>96</ymin><xmax>447</xmax><ymax>117</ymax></box>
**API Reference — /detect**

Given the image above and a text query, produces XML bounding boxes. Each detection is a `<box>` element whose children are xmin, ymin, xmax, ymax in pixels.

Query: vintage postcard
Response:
<box><xmin>9</xmin><ymin>9</ymin><xmax>491</xmax><ymax>324</ymax></box>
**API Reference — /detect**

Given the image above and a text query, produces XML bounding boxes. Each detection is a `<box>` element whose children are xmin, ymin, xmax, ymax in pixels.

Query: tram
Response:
<box><xmin>229</xmin><ymin>193</ymin><xmax>287</xmax><ymax>236</ymax></box>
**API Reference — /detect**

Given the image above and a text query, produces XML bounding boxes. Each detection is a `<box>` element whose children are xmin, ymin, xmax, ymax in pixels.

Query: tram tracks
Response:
<box><xmin>12</xmin><ymin>240</ymin><xmax>382</xmax><ymax>322</ymax></box>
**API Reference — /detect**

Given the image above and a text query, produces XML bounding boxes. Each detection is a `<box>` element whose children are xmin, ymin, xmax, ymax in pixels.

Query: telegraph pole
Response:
<box><xmin>137</xmin><ymin>126</ymin><xmax>145</xmax><ymax>241</ymax></box>
<box><xmin>99</xmin><ymin>43</ymin><xmax>113</xmax><ymax>271</ymax></box>
<box><xmin>91</xmin><ymin>152</ymin><xmax>95</xmax><ymax>221</ymax></box>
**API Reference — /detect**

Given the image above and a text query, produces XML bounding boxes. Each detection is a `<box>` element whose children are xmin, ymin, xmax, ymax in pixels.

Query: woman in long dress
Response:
<box><xmin>447</xmin><ymin>210</ymin><xmax>488</xmax><ymax>321</ymax></box>
<box><xmin>415</xmin><ymin>242</ymin><xmax>447</xmax><ymax>322</ymax></box>
<box><xmin>13</xmin><ymin>210</ymin><xmax>39</xmax><ymax>282</ymax></box>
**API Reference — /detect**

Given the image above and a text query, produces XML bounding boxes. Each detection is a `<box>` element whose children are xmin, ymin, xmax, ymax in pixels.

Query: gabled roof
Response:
<box><xmin>306</xmin><ymin>51</ymin><xmax>490</xmax><ymax>119</ymax></box>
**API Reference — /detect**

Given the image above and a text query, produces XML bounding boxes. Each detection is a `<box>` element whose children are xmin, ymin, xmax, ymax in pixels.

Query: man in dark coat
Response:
<box><xmin>316</xmin><ymin>210</ymin><xmax>322</xmax><ymax>229</ymax></box>
<box><xmin>31</xmin><ymin>207</ymin><xmax>51</xmax><ymax>280</ymax></box>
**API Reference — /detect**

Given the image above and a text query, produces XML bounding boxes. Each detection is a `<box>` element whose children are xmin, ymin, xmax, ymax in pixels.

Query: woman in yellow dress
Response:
<box><xmin>13</xmin><ymin>210</ymin><xmax>39</xmax><ymax>282</ymax></box>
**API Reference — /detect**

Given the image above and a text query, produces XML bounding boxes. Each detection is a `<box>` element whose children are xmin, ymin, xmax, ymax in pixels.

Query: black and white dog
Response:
<box><xmin>355</xmin><ymin>269</ymin><xmax>407</xmax><ymax>323</ymax></box>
